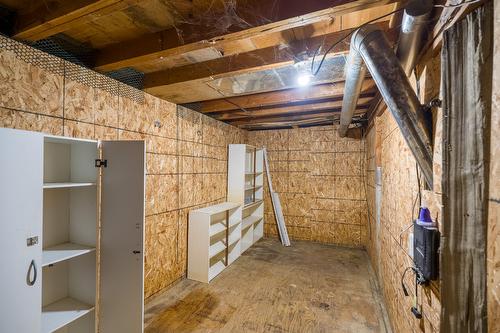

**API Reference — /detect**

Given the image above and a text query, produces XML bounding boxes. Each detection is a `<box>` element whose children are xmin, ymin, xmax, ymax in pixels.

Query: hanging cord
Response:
<box><xmin>401</xmin><ymin>266</ymin><xmax>424</xmax><ymax>318</ymax></box>
<box><xmin>311</xmin><ymin>0</ymin><xmax>486</xmax><ymax>77</ymax></box>
<box><xmin>310</xmin><ymin>8</ymin><xmax>405</xmax><ymax>76</ymax></box>
<box><xmin>398</xmin><ymin>162</ymin><xmax>423</xmax><ymax>247</ymax></box>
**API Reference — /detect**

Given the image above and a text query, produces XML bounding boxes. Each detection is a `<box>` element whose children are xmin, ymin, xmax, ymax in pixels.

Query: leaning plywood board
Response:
<box><xmin>263</xmin><ymin>148</ymin><xmax>290</xmax><ymax>246</ymax></box>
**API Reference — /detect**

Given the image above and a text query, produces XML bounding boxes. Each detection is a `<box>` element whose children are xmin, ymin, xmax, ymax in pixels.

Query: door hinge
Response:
<box><xmin>95</xmin><ymin>159</ymin><xmax>107</xmax><ymax>168</ymax></box>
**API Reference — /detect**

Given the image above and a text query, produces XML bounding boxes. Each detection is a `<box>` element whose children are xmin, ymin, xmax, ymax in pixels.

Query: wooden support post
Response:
<box><xmin>440</xmin><ymin>4</ymin><xmax>492</xmax><ymax>331</ymax></box>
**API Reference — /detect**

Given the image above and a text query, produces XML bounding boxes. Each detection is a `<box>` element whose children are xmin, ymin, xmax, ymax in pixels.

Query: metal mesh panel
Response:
<box><xmin>0</xmin><ymin>35</ymin><xmax>145</xmax><ymax>103</ymax></box>
<box><xmin>180</xmin><ymin>102</ymin><xmax>202</xmax><ymax>112</ymax></box>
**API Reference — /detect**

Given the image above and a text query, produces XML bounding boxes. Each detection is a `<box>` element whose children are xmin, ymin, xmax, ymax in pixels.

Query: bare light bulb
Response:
<box><xmin>297</xmin><ymin>73</ymin><xmax>311</xmax><ymax>86</ymax></box>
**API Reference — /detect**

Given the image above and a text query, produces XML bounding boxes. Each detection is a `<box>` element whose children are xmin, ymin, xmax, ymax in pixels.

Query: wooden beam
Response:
<box><xmin>198</xmin><ymin>80</ymin><xmax>376</xmax><ymax>113</ymax></box>
<box><xmin>142</xmin><ymin>26</ymin><xmax>370</xmax><ymax>89</ymax></box>
<box><xmin>416</xmin><ymin>1</ymin><xmax>485</xmax><ymax>73</ymax></box>
<box><xmin>94</xmin><ymin>0</ymin><xmax>399</xmax><ymax>72</ymax></box>
<box><xmin>143</xmin><ymin>44</ymin><xmax>297</xmax><ymax>89</ymax></box>
<box><xmin>13</xmin><ymin>0</ymin><xmax>140</xmax><ymax>41</ymax></box>
<box><xmin>143</xmin><ymin>26</ymin><xmax>396</xmax><ymax>89</ymax></box>
<box><xmin>227</xmin><ymin>108</ymin><xmax>367</xmax><ymax>126</ymax></box>
<box><xmin>214</xmin><ymin>96</ymin><xmax>373</xmax><ymax>120</ymax></box>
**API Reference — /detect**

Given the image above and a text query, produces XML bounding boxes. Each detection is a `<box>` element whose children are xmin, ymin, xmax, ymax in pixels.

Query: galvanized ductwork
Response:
<box><xmin>337</xmin><ymin>1</ymin><xmax>434</xmax><ymax>187</ymax></box>
<box><xmin>397</xmin><ymin>1</ymin><xmax>434</xmax><ymax>76</ymax></box>
<box><xmin>339</xmin><ymin>0</ymin><xmax>433</xmax><ymax>137</ymax></box>
<box><xmin>350</xmin><ymin>25</ymin><xmax>433</xmax><ymax>187</ymax></box>
<box><xmin>338</xmin><ymin>50</ymin><xmax>366</xmax><ymax>137</ymax></box>
<box><xmin>338</xmin><ymin>1</ymin><xmax>433</xmax><ymax>136</ymax></box>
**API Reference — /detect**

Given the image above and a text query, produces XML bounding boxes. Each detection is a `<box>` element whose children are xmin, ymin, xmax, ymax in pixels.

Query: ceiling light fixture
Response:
<box><xmin>297</xmin><ymin>73</ymin><xmax>311</xmax><ymax>87</ymax></box>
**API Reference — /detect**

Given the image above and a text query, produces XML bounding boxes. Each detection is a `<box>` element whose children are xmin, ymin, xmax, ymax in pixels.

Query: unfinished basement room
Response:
<box><xmin>0</xmin><ymin>0</ymin><xmax>498</xmax><ymax>332</ymax></box>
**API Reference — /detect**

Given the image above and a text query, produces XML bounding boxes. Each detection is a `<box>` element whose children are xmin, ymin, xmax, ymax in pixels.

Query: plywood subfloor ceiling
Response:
<box><xmin>2</xmin><ymin>0</ymin><xmax>402</xmax><ymax>130</ymax></box>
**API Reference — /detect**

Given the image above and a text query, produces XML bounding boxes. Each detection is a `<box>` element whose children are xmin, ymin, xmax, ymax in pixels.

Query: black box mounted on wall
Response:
<box><xmin>413</xmin><ymin>222</ymin><xmax>440</xmax><ymax>281</ymax></box>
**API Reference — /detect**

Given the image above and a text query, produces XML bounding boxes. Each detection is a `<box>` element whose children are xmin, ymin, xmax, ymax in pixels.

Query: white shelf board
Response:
<box><xmin>229</xmin><ymin>233</ymin><xmax>240</xmax><ymax>246</ymax></box>
<box><xmin>209</xmin><ymin>222</ymin><xmax>226</xmax><ymax>237</ymax></box>
<box><xmin>209</xmin><ymin>260</ymin><xmax>226</xmax><ymax>281</ymax></box>
<box><xmin>42</xmin><ymin>243</ymin><xmax>95</xmax><ymax>267</ymax></box>
<box><xmin>245</xmin><ymin>171</ymin><xmax>263</xmax><ymax>176</ymax></box>
<box><xmin>244</xmin><ymin>185</ymin><xmax>262</xmax><ymax>191</ymax></box>
<box><xmin>43</xmin><ymin>182</ymin><xmax>96</xmax><ymax>189</ymax></box>
<box><xmin>42</xmin><ymin>297</ymin><xmax>94</xmax><ymax>333</ymax></box>
<box><xmin>192</xmin><ymin>202</ymin><xmax>240</xmax><ymax>215</ymax></box>
<box><xmin>241</xmin><ymin>241</ymin><xmax>252</xmax><ymax>253</ymax></box>
<box><xmin>209</xmin><ymin>241</ymin><xmax>226</xmax><ymax>258</ymax></box>
<box><xmin>242</xmin><ymin>215</ymin><xmax>262</xmax><ymax>230</ymax></box>
<box><xmin>44</xmin><ymin>134</ymin><xmax>97</xmax><ymax>145</ymax></box>
<box><xmin>243</xmin><ymin>199</ymin><xmax>263</xmax><ymax>210</ymax></box>
<box><xmin>229</xmin><ymin>219</ymin><xmax>241</xmax><ymax>228</ymax></box>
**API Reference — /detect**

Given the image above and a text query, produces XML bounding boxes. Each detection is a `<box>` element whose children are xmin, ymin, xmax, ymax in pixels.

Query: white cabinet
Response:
<box><xmin>0</xmin><ymin>129</ymin><xmax>43</xmax><ymax>333</ymax></box>
<box><xmin>188</xmin><ymin>202</ymin><xmax>242</xmax><ymax>283</ymax></box>
<box><xmin>228</xmin><ymin>144</ymin><xmax>264</xmax><ymax>253</ymax></box>
<box><xmin>0</xmin><ymin>128</ymin><xmax>145</xmax><ymax>333</ymax></box>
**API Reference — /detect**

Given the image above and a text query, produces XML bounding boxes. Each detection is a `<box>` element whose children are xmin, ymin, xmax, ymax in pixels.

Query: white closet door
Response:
<box><xmin>99</xmin><ymin>141</ymin><xmax>145</xmax><ymax>333</ymax></box>
<box><xmin>0</xmin><ymin>128</ymin><xmax>43</xmax><ymax>332</ymax></box>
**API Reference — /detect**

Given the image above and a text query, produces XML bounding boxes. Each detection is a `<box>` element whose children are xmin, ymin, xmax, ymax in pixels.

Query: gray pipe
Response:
<box><xmin>338</xmin><ymin>50</ymin><xmax>366</xmax><ymax>137</ymax></box>
<box><xmin>338</xmin><ymin>1</ymin><xmax>432</xmax><ymax>137</ymax></box>
<box><xmin>397</xmin><ymin>0</ymin><xmax>433</xmax><ymax>75</ymax></box>
<box><xmin>352</xmin><ymin>25</ymin><xmax>433</xmax><ymax>188</ymax></box>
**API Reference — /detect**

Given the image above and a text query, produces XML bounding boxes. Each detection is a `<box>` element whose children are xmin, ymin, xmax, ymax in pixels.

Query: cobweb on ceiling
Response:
<box><xmin>163</xmin><ymin>0</ymin><xmax>278</xmax><ymax>44</ymax></box>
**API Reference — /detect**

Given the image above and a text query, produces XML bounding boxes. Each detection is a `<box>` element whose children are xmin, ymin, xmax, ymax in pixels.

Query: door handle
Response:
<box><xmin>26</xmin><ymin>260</ymin><xmax>37</xmax><ymax>286</ymax></box>
<box><xmin>132</xmin><ymin>250</ymin><xmax>141</xmax><ymax>254</ymax></box>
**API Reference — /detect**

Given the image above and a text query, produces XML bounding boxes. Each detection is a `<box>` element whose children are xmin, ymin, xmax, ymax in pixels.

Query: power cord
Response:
<box><xmin>310</xmin><ymin>0</ymin><xmax>488</xmax><ymax>77</ymax></box>
<box><xmin>310</xmin><ymin>8</ymin><xmax>405</xmax><ymax>76</ymax></box>
<box><xmin>401</xmin><ymin>266</ymin><xmax>426</xmax><ymax>319</ymax></box>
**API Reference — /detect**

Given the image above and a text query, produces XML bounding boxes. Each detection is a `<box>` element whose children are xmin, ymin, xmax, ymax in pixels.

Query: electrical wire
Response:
<box><xmin>310</xmin><ymin>0</ymin><xmax>488</xmax><ymax>77</ymax></box>
<box><xmin>310</xmin><ymin>8</ymin><xmax>405</xmax><ymax>76</ymax></box>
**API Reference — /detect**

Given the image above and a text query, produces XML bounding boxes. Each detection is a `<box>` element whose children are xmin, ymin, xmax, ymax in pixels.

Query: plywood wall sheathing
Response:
<box><xmin>0</xmin><ymin>43</ymin><xmax>245</xmax><ymax>299</ymax></box>
<box><xmin>247</xmin><ymin>125</ymin><xmax>368</xmax><ymax>247</ymax></box>
<box><xmin>363</xmin><ymin>48</ymin><xmax>443</xmax><ymax>332</ymax></box>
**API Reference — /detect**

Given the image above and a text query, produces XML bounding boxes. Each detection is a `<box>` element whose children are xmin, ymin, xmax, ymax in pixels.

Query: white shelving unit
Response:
<box><xmin>42</xmin><ymin>135</ymin><xmax>98</xmax><ymax>333</ymax></box>
<box><xmin>188</xmin><ymin>202</ymin><xmax>242</xmax><ymax>283</ymax></box>
<box><xmin>0</xmin><ymin>128</ymin><xmax>146</xmax><ymax>333</ymax></box>
<box><xmin>228</xmin><ymin>144</ymin><xmax>265</xmax><ymax>253</ymax></box>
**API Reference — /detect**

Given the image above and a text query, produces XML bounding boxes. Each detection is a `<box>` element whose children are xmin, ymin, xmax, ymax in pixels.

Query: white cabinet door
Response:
<box><xmin>99</xmin><ymin>141</ymin><xmax>145</xmax><ymax>333</ymax></box>
<box><xmin>0</xmin><ymin>128</ymin><xmax>43</xmax><ymax>332</ymax></box>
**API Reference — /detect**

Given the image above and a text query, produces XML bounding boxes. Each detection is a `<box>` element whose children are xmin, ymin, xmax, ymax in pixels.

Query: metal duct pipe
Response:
<box><xmin>338</xmin><ymin>50</ymin><xmax>367</xmax><ymax>137</ymax></box>
<box><xmin>397</xmin><ymin>0</ymin><xmax>434</xmax><ymax>75</ymax></box>
<box><xmin>338</xmin><ymin>1</ymin><xmax>432</xmax><ymax>137</ymax></box>
<box><xmin>352</xmin><ymin>25</ymin><xmax>433</xmax><ymax>188</ymax></box>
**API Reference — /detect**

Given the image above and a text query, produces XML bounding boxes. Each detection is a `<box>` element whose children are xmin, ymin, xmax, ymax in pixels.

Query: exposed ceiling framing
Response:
<box><xmin>3</xmin><ymin>0</ymin><xmax>411</xmax><ymax>129</ymax></box>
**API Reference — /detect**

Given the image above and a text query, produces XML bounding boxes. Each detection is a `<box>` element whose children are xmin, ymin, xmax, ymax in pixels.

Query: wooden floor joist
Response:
<box><xmin>94</xmin><ymin>0</ymin><xmax>399</xmax><ymax>72</ymax></box>
<box><xmin>13</xmin><ymin>0</ymin><xmax>139</xmax><ymax>41</ymax></box>
<box><xmin>198</xmin><ymin>80</ymin><xmax>376</xmax><ymax>113</ymax></box>
<box><xmin>213</xmin><ymin>96</ymin><xmax>372</xmax><ymax>121</ymax></box>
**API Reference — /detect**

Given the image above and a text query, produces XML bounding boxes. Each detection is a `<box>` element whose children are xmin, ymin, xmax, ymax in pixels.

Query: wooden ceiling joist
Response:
<box><xmin>228</xmin><ymin>107</ymin><xmax>367</xmax><ymax>126</ymax></box>
<box><xmin>93</xmin><ymin>0</ymin><xmax>398</xmax><ymax>72</ymax></box>
<box><xmin>198</xmin><ymin>80</ymin><xmax>376</xmax><ymax>113</ymax></box>
<box><xmin>142</xmin><ymin>27</ymin><xmax>368</xmax><ymax>89</ymax></box>
<box><xmin>13</xmin><ymin>0</ymin><xmax>140</xmax><ymax>41</ymax></box>
<box><xmin>213</xmin><ymin>96</ymin><xmax>373</xmax><ymax>120</ymax></box>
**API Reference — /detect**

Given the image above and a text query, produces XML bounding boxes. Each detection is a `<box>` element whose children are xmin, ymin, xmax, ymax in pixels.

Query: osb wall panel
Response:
<box><xmin>247</xmin><ymin>125</ymin><xmax>368</xmax><ymax>247</ymax></box>
<box><xmin>364</xmin><ymin>55</ymin><xmax>442</xmax><ymax>332</ymax></box>
<box><xmin>488</xmin><ymin>4</ymin><xmax>500</xmax><ymax>332</ymax></box>
<box><xmin>0</xmin><ymin>48</ymin><xmax>245</xmax><ymax>299</ymax></box>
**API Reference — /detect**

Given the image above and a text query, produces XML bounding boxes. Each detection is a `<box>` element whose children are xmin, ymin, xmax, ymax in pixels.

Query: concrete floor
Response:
<box><xmin>144</xmin><ymin>239</ymin><xmax>391</xmax><ymax>333</ymax></box>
